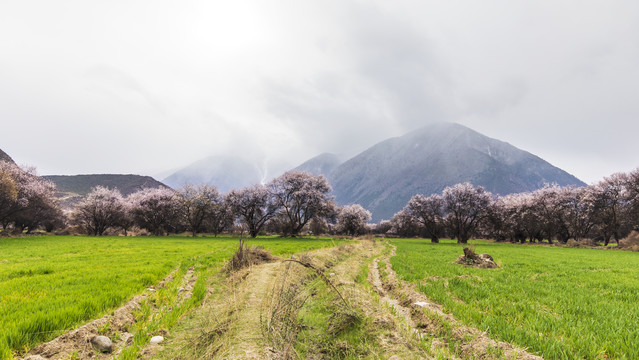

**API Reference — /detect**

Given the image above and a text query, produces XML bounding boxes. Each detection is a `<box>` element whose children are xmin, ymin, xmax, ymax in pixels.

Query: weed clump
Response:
<box><xmin>225</xmin><ymin>240</ymin><xmax>276</xmax><ymax>273</ymax></box>
<box><xmin>455</xmin><ymin>247</ymin><xmax>498</xmax><ymax>268</ymax></box>
<box><xmin>619</xmin><ymin>231</ymin><xmax>639</xmax><ymax>251</ymax></box>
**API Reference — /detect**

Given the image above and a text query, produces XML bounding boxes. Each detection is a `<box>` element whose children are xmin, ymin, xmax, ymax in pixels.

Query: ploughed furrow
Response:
<box><xmin>371</xmin><ymin>244</ymin><xmax>544</xmax><ymax>360</ymax></box>
<box><xmin>19</xmin><ymin>265</ymin><xmax>201</xmax><ymax>360</ymax></box>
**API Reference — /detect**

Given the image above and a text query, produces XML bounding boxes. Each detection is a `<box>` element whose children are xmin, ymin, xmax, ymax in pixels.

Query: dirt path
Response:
<box><xmin>160</xmin><ymin>244</ymin><xmax>392</xmax><ymax>359</ymax></box>
<box><xmin>226</xmin><ymin>262</ymin><xmax>280</xmax><ymax>359</ymax></box>
<box><xmin>163</xmin><ymin>240</ymin><xmax>544</xmax><ymax>359</ymax></box>
<box><xmin>158</xmin><ymin>259</ymin><xmax>287</xmax><ymax>359</ymax></box>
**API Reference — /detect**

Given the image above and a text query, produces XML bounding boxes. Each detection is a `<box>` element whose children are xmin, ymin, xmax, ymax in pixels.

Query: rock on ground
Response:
<box><xmin>149</xmin><ymin>336</ymin><xmax>164</xmax><ymax>344</ymax></box>
<box><xmin>91</xmin><ymin>335</ymin><xmax>113</xmax><ymax>353</ymax></box>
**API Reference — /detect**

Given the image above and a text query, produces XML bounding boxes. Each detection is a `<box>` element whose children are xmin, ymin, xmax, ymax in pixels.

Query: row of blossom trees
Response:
<box><xmin>387</xmin><ymin>169</ymin><xmax>639</xmax><ymax>245</ymax></box>
<box><xmin>7</xmin><ymin>158</ymin><xmax>638</xmax><ymax>243</ymax></box>
<box><xmin>72</xmin><ymin>186</ymin><xmax>189</xmax><ymax>236</ymax></box>
<box><xmin>71</xmin><ymin>171</ymin><xmax>372</xmax><ymax>237</ymax></box>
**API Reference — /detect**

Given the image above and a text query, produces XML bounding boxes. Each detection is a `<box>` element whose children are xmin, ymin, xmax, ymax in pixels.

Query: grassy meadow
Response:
<box><xmin>391</xmin><ymin>239</ymin><xmax>639</xmax><ymax>359</ymax></box>
<box><xmin>0</xmin><ymin>235</ymin><xmax>343</xmax><ymax>359</ymax></box>
<box><xmin>3</xmin><ymin>235</ymin><xmax>639</xmax><ymax>359</ymax></box>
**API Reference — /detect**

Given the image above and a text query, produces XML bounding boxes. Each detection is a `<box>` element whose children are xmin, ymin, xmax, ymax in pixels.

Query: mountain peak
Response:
<box><xmin>328</xmin><ymin>123</ymin><xmax>585</xmax><ymax>221</ymax></box>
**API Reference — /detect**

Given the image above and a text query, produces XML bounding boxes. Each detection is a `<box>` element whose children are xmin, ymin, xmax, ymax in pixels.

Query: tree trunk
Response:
<box><xmin>431</xmin><ymin>236</ymin><xmax>439</xmax><ymax>243</ymax></box>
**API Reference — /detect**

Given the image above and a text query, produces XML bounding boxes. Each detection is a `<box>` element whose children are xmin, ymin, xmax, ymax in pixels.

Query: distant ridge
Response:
<box><xmin>44</xmin><ymin>174</ymin><xmax>169</xmax><ymax>209</ymax></box>
<box><xmin>302</xmin><ymin>123</ymin><xmax>585</xmax><ymax>222</ymax></box>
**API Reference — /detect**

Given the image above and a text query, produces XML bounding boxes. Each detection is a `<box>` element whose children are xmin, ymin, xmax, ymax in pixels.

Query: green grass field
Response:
<box><xmin>0</xmin><ymin>235</ymin><xmax>343</xmax><ymax>359</ymax></box>
<box><xmin>5</xmin><ymin>235</ymin><xmax>639</xmax><ymax>360</ymax></box>
<box><xmin>391</xmin><ymin>239</ymin><xmax>639</xmax><ymax>359</ymax></box>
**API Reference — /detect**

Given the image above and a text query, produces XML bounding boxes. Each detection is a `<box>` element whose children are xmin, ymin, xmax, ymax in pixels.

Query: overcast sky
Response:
<box><xmin>1</xmin><ymin>0</ymin><xmax>638</xmax><ymax>184</ymax></box>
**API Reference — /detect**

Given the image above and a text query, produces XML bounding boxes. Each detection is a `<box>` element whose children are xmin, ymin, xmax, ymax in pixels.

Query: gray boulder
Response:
<box><xmin>90</xmin><ymin>335</ymin><xmax>113</xmax><ymax>353</ymax></box>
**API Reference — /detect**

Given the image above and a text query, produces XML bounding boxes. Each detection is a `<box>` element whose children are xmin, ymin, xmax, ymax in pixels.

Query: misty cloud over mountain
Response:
<box><xmin>163</xmin><ymin>156</ymin><xmax>266</xmax><ymax>194</ymax></box>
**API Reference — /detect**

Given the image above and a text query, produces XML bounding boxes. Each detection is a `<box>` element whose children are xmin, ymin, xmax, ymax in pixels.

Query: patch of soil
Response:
<box><xmin>22</xmin><ymin>302</ymin><xmax>140</xmax><ymax>360</ymax></box>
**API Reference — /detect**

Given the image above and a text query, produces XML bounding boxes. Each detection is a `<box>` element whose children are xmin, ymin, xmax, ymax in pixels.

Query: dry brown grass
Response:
<box><xmin>261</xmin><ymin>267</ymin><xmax>308</xmax><ymax>360</ymax></box>
<box><xmin>619</xmin><ymin>231</ymin><xmax>639</xmax><ymax>251</ymax></box>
